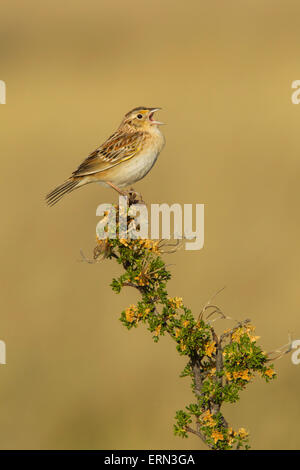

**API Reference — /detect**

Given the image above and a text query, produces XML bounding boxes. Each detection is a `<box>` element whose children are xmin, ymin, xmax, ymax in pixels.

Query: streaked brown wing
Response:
<box><xmin>72</xmin><ymin>131</ymin><xmax>145</xmax><ymax>177</ymax></box>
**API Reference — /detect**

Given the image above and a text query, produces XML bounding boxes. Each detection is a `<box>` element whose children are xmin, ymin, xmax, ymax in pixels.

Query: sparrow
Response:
<box><xmin>46</xmin><ymin>106</ymin><xmax>165</xmax><ymax>206</ymax></box>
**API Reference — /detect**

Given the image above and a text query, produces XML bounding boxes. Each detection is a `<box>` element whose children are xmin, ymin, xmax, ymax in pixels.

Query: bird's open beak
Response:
<box><xmin>148</xmin><ymin>108</ymin><xmax>164</xmax><ymax>125</ymax></box>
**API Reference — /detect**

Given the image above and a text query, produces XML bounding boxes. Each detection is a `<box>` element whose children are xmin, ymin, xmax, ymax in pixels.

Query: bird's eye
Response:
<box><xmin>137</xmin><ymin>114</ymin><xmax>143</xmax><ymax>119</ymax></box>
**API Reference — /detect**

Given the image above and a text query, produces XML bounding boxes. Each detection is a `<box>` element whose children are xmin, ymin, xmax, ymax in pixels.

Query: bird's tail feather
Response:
<box><xmin>46</xmin><ymin>179</ymin><xmax>80</xmax><ymax>206</ymax></box>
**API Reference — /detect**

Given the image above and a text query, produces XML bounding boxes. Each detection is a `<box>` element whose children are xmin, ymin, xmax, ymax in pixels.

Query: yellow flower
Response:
<box><xmin>175</xmin><ymin>328</ymin><xmax>181</xmax><ymax>338</ymax></box>
<box><xmin>136</xmin><ymin>313</ymin><xmax>143</xmax><ymax>323</ymax></box>
<box><xmin>150</xmin><ymin>241</ymin><xmax>160</xmax><ymax>253</ymax></box>
<box><xmin>183</xmin><ymin>320</ymin><xmax>190</xmax><ymax>328</ymax></box>
<box><xmin>228</xmin><ymin>437</ymin><xmax>234</xmax><ymax>447</ymax></box>
<box><xmin>204</xmin><ymin>341</ymin><xmax>216</xmax><ymax>358</ymax></box>
<box><xmin>211</xmin><ymin>430</ymin><xmax>224</xmax><ymax>444</ymax></box>
<box><xmin>232</xmin><ymin>370</ymin><xmax>251</xmax><ymax>381</ymax></box>
<box><xmin>232</xmin><ymin>324</ymin><xmax>259</xmax><ymax>344</ymax></box>
<box><xmin>180</xmin><ymin>341</ymin><xmax>186</xmax><ymax>351</ymax></box>
<box><xmin>225</xmin><ymin>371</ymin><xmax>232</xmax><ymax>381</ymax></box>
<box><xmin>265</xmin><ymin>368</ymin><xmax>275</xmax><ymax>378</ymax></box>
<box><xmin>249</xmin><ymin>334</ymin><xmax>260</xmax><ymax>343</ymax></box>
<box><xmin>232</xmin><ymin>328</ymin><xmax>243</xmax><ymax>343</ymax></box>
<box><xmin>240</xmin><ymin>369</ymin><xmax>251</xmax><ymax>381</ymax></box>
<box><xmin>238</xmin><ymin>427</ymin><xmax>248</xmax><ymax>439</ymax></box>
<box><xmin>245</xmin><ymin>325</ymin><xmax>260</xmax><ymax>342</ymax></box>
<box><xmin>154</xmin><ymin>324</ymin><xmax>162</xmax><ymax>336</ymax></box>
<box><xmin>134</xmin><ymin>274</ymin><xmax>148</xmax><ymax>286</ymax></box>
<box><xmin>140</xmin><ymin>239</ymin><xmax>160</xmax><ymax>253</ymax></box>
<box><xmin>202</xmin><ymin>410</ymin><xmax>212</xmax><ymax>420</ymax></box>
<box><xmin>125</xmin><ymin>304</ymin><xmax>137</xmax><ymax>323</ymax></box>
<box><xmin>168</xmin><ymin>297</ymin><xmax>183</xmax><ymax>309</ymax></box>
<box><xmin>201</xmin><ymin>410</ymin><xmax>216</xmax><ymax>427</ymax></box>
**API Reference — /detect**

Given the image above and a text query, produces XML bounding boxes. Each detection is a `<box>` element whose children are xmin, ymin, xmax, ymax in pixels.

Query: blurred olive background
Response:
<box><xmin>0</xmin><ymin>0</ymin><xmax>300</xmax><ymax>450</ymax></box>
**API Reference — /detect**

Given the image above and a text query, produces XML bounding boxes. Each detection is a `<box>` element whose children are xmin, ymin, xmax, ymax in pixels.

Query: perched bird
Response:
<box><xmin>46</xmin><ymin>106</ymin><xmax>165</xmax><ymax>206</ymax></box>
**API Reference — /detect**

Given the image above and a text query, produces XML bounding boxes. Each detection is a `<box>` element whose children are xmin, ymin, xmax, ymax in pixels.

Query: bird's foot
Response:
<box><xmin>126</xmin><ymin>188</ymin><xmax>145</xmax><ymax>205</ymax></box>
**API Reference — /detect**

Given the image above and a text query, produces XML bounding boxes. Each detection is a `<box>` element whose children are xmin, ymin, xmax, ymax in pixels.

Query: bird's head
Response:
<box><xmin>121</xmin><ymin>107</ymin><xmax>163</xmax><ymax>131</ymax></box>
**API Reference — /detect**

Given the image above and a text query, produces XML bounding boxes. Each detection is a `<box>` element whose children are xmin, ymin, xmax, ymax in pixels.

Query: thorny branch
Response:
<box><xmin>87</xmin><ymin>191</ymin><xmax>292</xmax><ymax>450</ymax></box>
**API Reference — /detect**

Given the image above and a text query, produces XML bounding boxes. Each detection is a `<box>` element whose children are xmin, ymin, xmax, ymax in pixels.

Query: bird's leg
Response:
<box><xmin>106</xmin><ymin>181</ymin><xmax>127</xmax><ymax>196</ymax></box>
<box><xmin>107</xmin><ymin>182</ymin><xmax>144</xmax><ymax>204</ymax></box>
